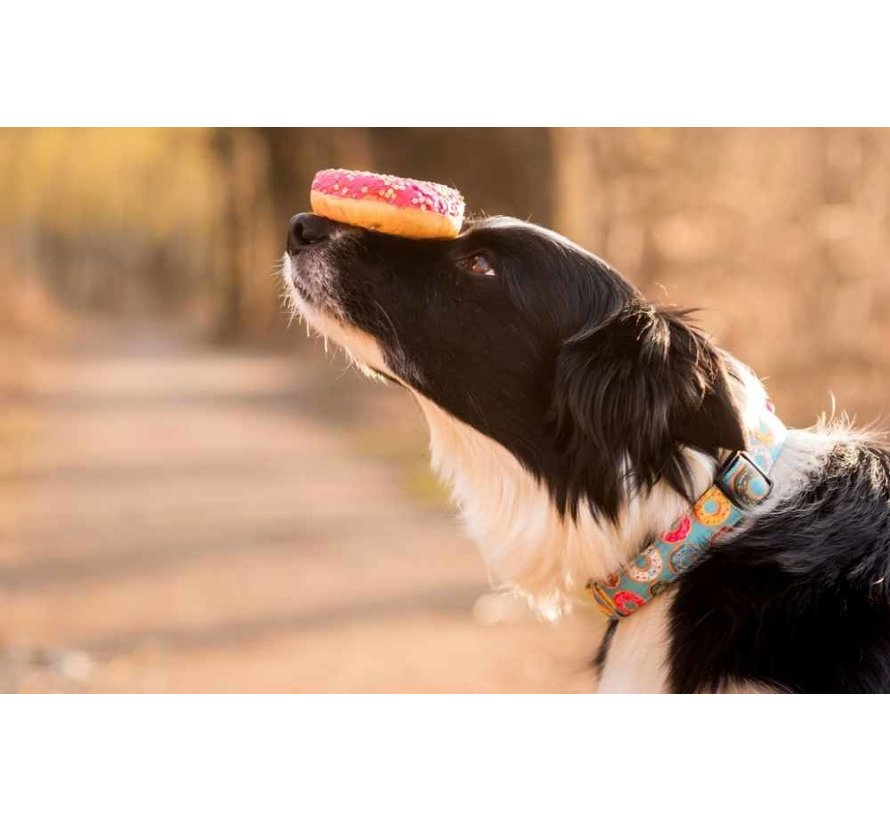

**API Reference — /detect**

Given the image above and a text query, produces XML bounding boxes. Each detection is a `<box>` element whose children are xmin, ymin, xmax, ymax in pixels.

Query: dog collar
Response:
<box><xmin>587</xmin><ymin>401</ymin><xmax>787</xmax><ymax>619</ymax></box>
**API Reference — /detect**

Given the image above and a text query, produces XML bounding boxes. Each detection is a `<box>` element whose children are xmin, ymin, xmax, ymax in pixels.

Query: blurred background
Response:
<box><xmin>1</xmin><ymin>128</ymin><xmax>889</xmax><ymax>692</ymax></box>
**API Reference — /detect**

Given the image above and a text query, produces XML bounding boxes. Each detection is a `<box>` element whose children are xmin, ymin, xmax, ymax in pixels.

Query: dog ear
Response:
<box><xmin>551</xmin><ymin>304</ymin><xmax>746</xmax><ymax>517</ymax></box>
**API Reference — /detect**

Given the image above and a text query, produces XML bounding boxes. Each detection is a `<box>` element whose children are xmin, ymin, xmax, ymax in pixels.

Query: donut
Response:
<box><xmin>625</xmin><ymin>545</ymin><xmax>664</xmax><ymax>583</ymax></box>
<box><xmin>692</xmin><ymin>487</ymin><xmax>733</xmax><ymax>527</ymax></box>
<box><xmin>310</xmin><ymin>168</ymin><xmax>465</xmax><ymax>239</ymax></box>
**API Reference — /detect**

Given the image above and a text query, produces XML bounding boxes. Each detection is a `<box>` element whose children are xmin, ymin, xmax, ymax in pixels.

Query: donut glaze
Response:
<box><xmin>310</xmin><ymin>168</ymin><xmax>465</xmax><ymax>239</ymax></box>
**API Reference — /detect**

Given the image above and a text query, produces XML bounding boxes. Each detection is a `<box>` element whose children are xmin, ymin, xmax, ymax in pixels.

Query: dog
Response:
<box><xmin>282</xmin><ymin>211</ymin><xmax>890</xmax><ymax>693</ymax></box>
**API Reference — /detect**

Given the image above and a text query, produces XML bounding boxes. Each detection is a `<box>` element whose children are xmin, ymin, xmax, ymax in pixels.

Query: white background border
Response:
<box><xmin>1</xmin><ymin>696</ymin><xmax>885</xmax><ymax>816</ymax></box>
<box><xmin>3</xmin><ymin>1</ymin><xmax>888</xmax><ymax>125</ymax></box>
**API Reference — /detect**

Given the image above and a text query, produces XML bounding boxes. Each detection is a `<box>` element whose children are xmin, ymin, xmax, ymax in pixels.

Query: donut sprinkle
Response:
<box><xmin>311</xmin><ymin>169</ymin><xmax>465</xmax><ymax>217</ymax></box>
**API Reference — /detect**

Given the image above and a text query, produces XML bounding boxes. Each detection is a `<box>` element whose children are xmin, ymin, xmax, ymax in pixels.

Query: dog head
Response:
<box><xmin>283</xmin><ymin>212</ymin><xmax>746</xmax><ymax>606</ymax></box>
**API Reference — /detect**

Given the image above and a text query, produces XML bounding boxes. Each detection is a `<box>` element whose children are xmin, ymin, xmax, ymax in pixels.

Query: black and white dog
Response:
<box><xmin>282</xmin><ymin>211</ymin><xmax>890</xmax><ymax>694</ymax></box>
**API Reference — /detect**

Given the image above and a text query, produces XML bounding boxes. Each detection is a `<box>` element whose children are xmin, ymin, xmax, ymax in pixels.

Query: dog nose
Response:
<box><xmin>287</xmin><ymin>213</ymin><xmax>333</xmax><ymax>252</ymax></box>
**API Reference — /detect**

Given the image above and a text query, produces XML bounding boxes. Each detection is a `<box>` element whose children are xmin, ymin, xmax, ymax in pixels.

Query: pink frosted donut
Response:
<box><xmin>310</xmin><ymin>168</ymin><xmax>465</xmax><ymax>239</ymax></box>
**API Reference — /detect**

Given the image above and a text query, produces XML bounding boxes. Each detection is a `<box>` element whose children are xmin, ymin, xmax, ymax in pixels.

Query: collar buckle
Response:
<box><xmin>715</xmin><ymin>451</ymin><xmax>773</xmax><ymax>509</ymax></box>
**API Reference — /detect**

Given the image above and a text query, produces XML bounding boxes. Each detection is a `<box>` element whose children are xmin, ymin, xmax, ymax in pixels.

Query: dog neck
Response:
<box><xmin>412</xmin><ymin>393</ymin><xmax>713</xmax><ymax>617</ymax></box>
<box><xmin>411</xmin><ymin>357</ymin><xmax>772</xmax><ymax>619</ymax></box>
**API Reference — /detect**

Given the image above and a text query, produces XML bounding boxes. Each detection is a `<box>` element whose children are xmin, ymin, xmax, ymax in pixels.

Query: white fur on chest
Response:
<box><xmin>413</xmin><ymin>393</ymin><xmax>715</xmax><ymax>618</ymax></box>
<box><xmin>596</xmin><ymin>595</ymin><xmax>673</xmax><ymax>693</ymax></box>
<box><xmin>414</xmin><ymin>371</ymin><xmax>847</xmax><ymax>693</ymax></box>
<box><xmin>286</xmin><ymin>268</ymin><xmax>850</xmax><ymax>692</ymax></box>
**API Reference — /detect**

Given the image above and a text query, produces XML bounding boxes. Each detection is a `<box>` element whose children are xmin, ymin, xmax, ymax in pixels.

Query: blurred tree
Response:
<box><xmin>369</xmin><ymin>128</ymin><xmax>553</xmax><ymax>224</ymax></box>
<box><xmin>4</xmin><ymin>128</ymin><xmax>890</xmax><ymax>424</ymax></box>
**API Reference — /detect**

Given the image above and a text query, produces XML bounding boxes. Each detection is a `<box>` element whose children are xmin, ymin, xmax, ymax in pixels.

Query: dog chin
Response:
<box><xmin>282</xmin><ymin>254</ymin><xmax>394</xmax><ymax>381</ymax></box>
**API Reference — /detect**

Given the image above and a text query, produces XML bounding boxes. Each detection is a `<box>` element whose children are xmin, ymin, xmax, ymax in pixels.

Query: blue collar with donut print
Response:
<box><xmin>587</xmin><ymin>400</ymin><xmax>788</xmax><ymax>620</ymax></box>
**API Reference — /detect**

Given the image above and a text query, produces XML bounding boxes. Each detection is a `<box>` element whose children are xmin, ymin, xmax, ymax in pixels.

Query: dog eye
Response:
<box><xmin>458</xmin><ymin>253</ymin><xmax>495</xmax><ymax>276</ymax></box>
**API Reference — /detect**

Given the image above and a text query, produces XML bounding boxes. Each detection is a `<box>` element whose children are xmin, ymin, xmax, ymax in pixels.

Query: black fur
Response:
<box><xmin>552</xmin><ymin>303</ymin><xmax>746</xmax><ymax>518</ymax></box>
<box><xmin>668</xmin><ymin>442</ymin><xmax>890</xmax><ymax>693</ymax></box>
<box><xmin>593</xmin><ymin>619</ymin><xmax>619</xmax><ymax>676</ymax></box>
<box><xmin>287</xmin><ymin>213</ymin><xmax>890</xmax><ymax>693</ymax></box>
<box><xmin>289</xmin><ymin>216</ymin><xmax>743</xmax><ymax>521</ymax></box>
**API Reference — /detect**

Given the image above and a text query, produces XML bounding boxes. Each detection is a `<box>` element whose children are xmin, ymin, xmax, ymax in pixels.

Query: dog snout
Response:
<box><xmin>287</xmin><ymin>213</ymin><xmax>335</xmax><ymax>253</ymax></box>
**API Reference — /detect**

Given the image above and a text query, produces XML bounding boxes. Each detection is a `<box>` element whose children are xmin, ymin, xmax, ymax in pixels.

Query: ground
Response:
<box><xmin>0</xmin><ymin>321</ymin><xmax>600</xmax><ymax>692</ymax></box>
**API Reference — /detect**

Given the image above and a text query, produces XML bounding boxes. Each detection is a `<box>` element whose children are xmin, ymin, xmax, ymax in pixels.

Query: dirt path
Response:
<box><xmin>0</xmin><ymin>322</ymin><xmax>599</xmax><ymax>692</ymax></box>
